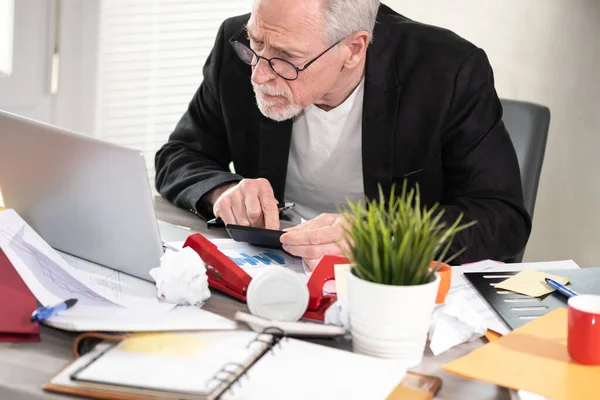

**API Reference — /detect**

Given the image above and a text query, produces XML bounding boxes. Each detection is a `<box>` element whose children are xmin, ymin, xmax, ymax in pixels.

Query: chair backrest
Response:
<box><xmin>500</xmin><ymin>99</ymin><xmax>550</xmax><ymax>261</ymax></box>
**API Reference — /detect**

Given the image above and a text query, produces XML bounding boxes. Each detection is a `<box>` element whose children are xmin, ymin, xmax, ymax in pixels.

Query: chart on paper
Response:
<box><xmin>58</xmin><ymin>251</ymin><xmax>125</xmax><ymax>297</ymax></box>
<box><xmin>54</xmin><ymin>251</ymin><xmax>173</xmax><ymax>312</ymax></box>
<box><xmin>0</xmin><ymin>209</ymin><xmax>173</xmax><ymax>312</ymax></box>
<box><xmin>169</xmin><ymin>238</ymin><xmax>308</xmax><ymax>280</ymax></box>
<box><xmin>228</xmin><ymin>251</ymin><xmax>286</xmax><ymax>267</ymax></box>
<box><xmin>0</xmin><ymin>218</ymin><xmax>113</xmax><ymax>307</ymax></box>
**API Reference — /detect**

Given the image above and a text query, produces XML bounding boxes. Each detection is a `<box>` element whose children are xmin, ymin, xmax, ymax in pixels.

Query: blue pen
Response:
<box><xmin>545</xmin><ymin>278</ymin><xmax>579</xmax><ymax>298</ymax></box>
<box><xmin>31</xmin><ymin>298</ymin><xmax>78</xmax><ymax>322</ymax></box>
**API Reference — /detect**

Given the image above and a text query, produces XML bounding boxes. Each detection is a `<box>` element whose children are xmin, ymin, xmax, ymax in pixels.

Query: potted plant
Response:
<box><xmin>339</xmin><ymin>182</ymin><xmax>476</xmax><ymax>367</ymax></box>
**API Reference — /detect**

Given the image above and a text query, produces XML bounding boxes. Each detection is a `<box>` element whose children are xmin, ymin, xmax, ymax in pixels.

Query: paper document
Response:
<box><xmin>449</xmin><ymin>259</ymin><xmax>580</xmax><ymax>335</ymax></box>
<box><xmin>0</xmin><ymin>209</ymin><xmax>171</xmax><ymax>311</ymax></box>
<box><xmin>495</xmin><ymin>269</ymin><xmax>571</xmax><ymax>297</ymax></box>
<box><xmin>43</xmin><ymin>305</ymin><xmax>236</xmax><ymax>332</ymax></box>
<box><xmin>170</xmin><ymin>239</ymin><xmax>309</xmax><ymax>281</ymax></box>
<box><xmin>57</xmin><ymin>250</ymin><xmax>173</xmax><ymax>311</ymax></box>
<box><xmin>0</xmin><ymin>209</ymin><xmax>235</xmax><ymax>332</ymax></box>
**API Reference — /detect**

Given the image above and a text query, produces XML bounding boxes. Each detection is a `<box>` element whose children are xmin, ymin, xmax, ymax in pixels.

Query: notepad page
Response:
<box><xmin>224</xmin><ymin>338</ymin><xmax>406</xmax><ymax>400</ymax></box>
<box><xmin>71</xmin><ymin>331</ymin><xmax>267</xmax><ymax>396</ymax></box>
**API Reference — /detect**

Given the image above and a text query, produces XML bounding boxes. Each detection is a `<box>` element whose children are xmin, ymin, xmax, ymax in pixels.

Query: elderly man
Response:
<box><xmin>155</xmin><ymin>0</ymin><xmax>531</xmax><ymax>268</ymax></box>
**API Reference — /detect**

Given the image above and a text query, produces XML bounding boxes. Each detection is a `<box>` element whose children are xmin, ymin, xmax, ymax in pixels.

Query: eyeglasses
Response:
<box><xmin>229</xmin><ymin>27</ymin><xmax>340</xmax><ymax>81</ymax></box>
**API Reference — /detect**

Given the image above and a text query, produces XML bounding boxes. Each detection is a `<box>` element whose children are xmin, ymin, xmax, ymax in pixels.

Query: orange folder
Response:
<box><xmin>443</xmin><ymin>308</ymin><xmax>600</xmax><ymax>400</ymax></box>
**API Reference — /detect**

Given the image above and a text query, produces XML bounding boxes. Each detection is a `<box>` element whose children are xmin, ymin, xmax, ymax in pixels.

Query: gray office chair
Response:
<box><xmin>500</xmin><ymin>99</ymin><xmax>550</xmax><ymax>262</ymax></box>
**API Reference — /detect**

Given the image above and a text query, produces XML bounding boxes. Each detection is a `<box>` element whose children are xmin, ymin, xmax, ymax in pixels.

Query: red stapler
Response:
<box><xmin>183</xmin><ymin>233</ymin><xmax>346</xmax><ymax>322</ymax></box>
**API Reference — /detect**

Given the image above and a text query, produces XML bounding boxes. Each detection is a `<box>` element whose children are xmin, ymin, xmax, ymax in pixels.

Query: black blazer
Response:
<box><xmin>155</xmin><ymin>4</ymin><xmax>532</xmax><ymax>263</ymax></box>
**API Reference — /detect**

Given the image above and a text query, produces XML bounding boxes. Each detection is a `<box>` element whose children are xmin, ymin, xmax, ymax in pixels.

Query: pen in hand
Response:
<box><xmin>545</xmin><ymin>278</ymin><xmax>579</xmax><ymax>298</ymax></box>
<box><xmin>207</xmin><ymin>202</ymin><xmax>295</xmax><ymax>228</ymax></box>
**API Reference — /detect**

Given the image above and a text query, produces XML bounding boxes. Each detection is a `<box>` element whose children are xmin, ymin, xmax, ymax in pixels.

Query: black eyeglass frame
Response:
<box><xmin>228</xmin><ymin>27</ymin><xmax>341</xmax><ymax>81</ymax></box>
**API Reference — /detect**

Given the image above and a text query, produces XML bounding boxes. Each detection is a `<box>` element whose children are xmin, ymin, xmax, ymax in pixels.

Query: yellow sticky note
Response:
<box><xmin>495</xmin><ymin>269</ymin><xmax>570</xmax><ymax>297</ymax></box>
<box><xmin>118</xmin><ymin>333</ymin><xmax>208</xmax><ymax>358</ymax></box>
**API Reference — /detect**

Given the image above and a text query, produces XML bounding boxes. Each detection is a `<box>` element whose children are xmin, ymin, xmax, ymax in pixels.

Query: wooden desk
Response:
<box><xmin>0</xmin><ymin>196</ymin><xmax>510</xmax><ymax>400</ymax></box>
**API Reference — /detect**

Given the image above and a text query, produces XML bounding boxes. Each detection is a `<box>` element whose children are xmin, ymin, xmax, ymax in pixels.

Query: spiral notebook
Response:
<box><xmin>44</xmin><ymin>330</ymin><xmax>408</xmax><ymax>400</ymax></box>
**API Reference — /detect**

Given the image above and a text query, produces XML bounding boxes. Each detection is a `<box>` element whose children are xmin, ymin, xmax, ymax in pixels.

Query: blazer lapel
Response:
<box><xmin>258</xmin><ymin>116</ymin><xmax>293</xmax><ymax>203</ymax></box>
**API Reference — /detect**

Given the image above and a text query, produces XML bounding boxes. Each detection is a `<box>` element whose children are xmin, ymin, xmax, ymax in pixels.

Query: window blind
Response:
<box><xmin>0</xmin><ymin>0</ymin><xmax>14</xmax><ymax>77</ymax></box>
<box><xmin>95</xmin><ymin>0</ymin><xmax>250</xmax><ymax>183</ymax></box>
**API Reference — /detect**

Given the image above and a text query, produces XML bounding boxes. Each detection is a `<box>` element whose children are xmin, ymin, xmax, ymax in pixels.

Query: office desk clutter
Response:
<box><xmin>443</xmin><ymin>308</ymin><xmax>600</xmax><ymax>400</ymax></box>
<box><xmin>44</xmin><ymin>330</ymin><xmax>408</xmax><ymax>400</ymax></box>
<box><xmin>149</xmin><ymin>246</ymin><xmax>211</xmax><ymax>306</ymax></box>
<box><xmin>5</xmin><ymin>195</ymin><xmax>600</xmax><ymax>399</ymax></box>
<box><xmin>494</xmin><ymin>269</ymin><xmax>571</xmax><ymax>297</ymax></box>
<box><xmin>338</xmin><ymin>184</ymin><xmax>475</xmax><ymax>367</ymax></box>
<box><xmin>181</xmin><ymin>232</ymin><xmax>343</xmax><ymax>322</ymax></box>
<box><xmin>0</xmin><ymin>208</ymin><xmax>235</xmax><ymax>332</ymax></box>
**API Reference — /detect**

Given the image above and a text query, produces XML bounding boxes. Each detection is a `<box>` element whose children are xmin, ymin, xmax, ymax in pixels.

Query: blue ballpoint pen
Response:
<box><xmin>31</xmin><ymin>298</ymin><xmax>78</xmax><ymax>322</ymax></box>
<box><xmin>545</xmin><ymin>278</ymin><xmax>579</xmax><ymax>298</ymax></box>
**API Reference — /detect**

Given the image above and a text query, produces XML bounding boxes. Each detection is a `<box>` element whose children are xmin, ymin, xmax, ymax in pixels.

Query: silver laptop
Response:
<box><xmin>0</xmin><ymin>109</ymin><xmax>165</xmax><ymax>281</ymax></box>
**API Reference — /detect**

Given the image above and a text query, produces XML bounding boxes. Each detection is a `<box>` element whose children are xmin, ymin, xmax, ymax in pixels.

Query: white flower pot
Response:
<box><xmin>348</xmin><ymin>270</ymin><xmax>440</xmax><ymax>368</ymax></box>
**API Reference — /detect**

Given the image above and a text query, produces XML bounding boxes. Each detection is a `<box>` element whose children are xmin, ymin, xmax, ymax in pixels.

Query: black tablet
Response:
<box><xmin>225</xmin><ymin>224</ymin><xmax>285</xmax><ymax>249</ymax></box>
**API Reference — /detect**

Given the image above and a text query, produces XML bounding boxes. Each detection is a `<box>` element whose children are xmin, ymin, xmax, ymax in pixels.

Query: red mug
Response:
<box><xmin>567</xmin><ymin>294</ymin><xmax>600</xmax><ymax>365</ymax></box>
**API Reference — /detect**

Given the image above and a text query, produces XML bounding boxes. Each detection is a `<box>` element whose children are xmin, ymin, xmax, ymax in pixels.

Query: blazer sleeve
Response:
<box><xmin>439</xmin><ymin>49</ymin><xmax>532</xmax><ymax>263</ymax></box>
<box><xmin>154</xmin><ymin>19</ymin><xmax>243</xmax><ymax>219</ymax></box>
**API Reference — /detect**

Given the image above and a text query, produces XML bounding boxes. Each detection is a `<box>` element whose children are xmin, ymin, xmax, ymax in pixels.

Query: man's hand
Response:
<box><xmin>279</xmin><ymin>213</ymin><xmax>350</xmax><ymax>270</ymax></box>
<box><xmin>212</xmin><ymin>178</ymin><xmax>280</xmax><ymax>229</ymax></box>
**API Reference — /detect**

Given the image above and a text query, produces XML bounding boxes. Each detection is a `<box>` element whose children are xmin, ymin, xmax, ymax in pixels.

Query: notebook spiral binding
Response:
<box><xmin>209</xmin><ymin>327</ymin><xmax>287</xmax><ymax>399</ymax></box>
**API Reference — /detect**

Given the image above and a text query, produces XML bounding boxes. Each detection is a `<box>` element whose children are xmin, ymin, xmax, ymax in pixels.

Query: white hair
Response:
<box><xmin>321</xmin><ymin>0</ymin><xmax>381</xmax><ymax>45</ymax></box>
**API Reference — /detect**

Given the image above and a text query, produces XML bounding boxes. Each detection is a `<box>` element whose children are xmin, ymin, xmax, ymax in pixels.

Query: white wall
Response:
<box><xmin>385</xmin><ymin>0</ymin><xmax>600</xmax><ymax>266</ymax></box>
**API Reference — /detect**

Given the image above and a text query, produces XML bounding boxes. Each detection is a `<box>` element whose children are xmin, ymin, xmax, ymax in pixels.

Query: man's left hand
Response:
<box><xmin>279</xmin><ymin>213</ymin><xmax>349</xmax><ymax>271</ymax></box>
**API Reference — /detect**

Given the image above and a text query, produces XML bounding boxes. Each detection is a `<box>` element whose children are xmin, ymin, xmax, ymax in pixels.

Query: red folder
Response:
<box><xmin>183</xmin><ymin>233</ymin><xmax>345</xmax><ymax>321</ymax></box>
<box><xmin>0</xmin><ymin>248</ymin><xmax>40</xmax><ymax>342</ymax></box>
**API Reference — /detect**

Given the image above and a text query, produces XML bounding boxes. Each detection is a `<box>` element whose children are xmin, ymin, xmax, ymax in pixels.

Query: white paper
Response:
<box><xmin>170</xmin><ymin>239</ymin><xmax>308</xmax><ymax>282</ymax></box>
<box><xmin>57</xmin><ymin>250</ymin><xmax>173</xmax><ymax>312</ymax></box>
<box><xmin>515</xmin><ymin>390</ymin><xmax>550</xmax><ymax>400</ymax></box>
<box><xmin>450</xmin><ymin>259</ymin><xmax>580</xmax><ymax>335</ymax></box>
<box><xmin>225</xmin><ymin>338</ymin><xmax>406</xmax><ymax>400</ymax></box>
<box><xmin>428</xmin><ymin>295</ymin><xmax>488</xmax><ymax>355</ymax></box>
<box><xmin>0</xmin><ymin>209</ymin><xmax>172</xmax><ymax>312</ymax></box>
<box><xmin>0</xmin><ymin>210</ymin><xmax>113</xmax><ymax>307</ymax></box>
<box><xmin>72</xmin><ymin>331</ymin><xmax>265</xmax><ymax>394</ymax></box>
<box><xmin>44</xmin><ymin>305</ymin><xmax>236</xmax><ymax>332</ymax></box>
<box><xmin>0</xmin><ymin>209</ymin><xmax>235</xmax><ymax>332</ymax></box>
<box><xmin>324</xmin><ymin>298</ymin><xmax>350</xmax><ymax>331</ymax></box>
<box><xmin>149</xmin><ymin>247</ymin><xmax>211</xmax><ymax>306</ymax></box>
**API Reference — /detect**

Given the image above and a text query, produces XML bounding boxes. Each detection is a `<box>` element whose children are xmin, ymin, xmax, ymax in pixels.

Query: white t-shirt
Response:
<box><xmin>284</xmin><ymin>79</ymin><xmax>365</xmax><ymax>222</ymax></box>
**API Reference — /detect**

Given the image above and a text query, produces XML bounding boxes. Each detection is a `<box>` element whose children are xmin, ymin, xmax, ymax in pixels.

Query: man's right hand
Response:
<box><xmin>211</xmin><ymin>178</ymin><xmax>280</xmax><ymax>229</ymax></box>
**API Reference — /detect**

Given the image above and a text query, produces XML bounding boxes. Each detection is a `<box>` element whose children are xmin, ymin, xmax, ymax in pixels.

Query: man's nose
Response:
<box><xmin>251</xmin><ymin>57</ymin><xmax>277</xmax><ymax>86</ymax></box>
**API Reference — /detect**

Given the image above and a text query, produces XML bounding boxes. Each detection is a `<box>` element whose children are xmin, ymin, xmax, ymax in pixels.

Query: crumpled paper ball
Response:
<box><xmin>428</xmin><ymin>295</ymin><xmax>488</xmax><ymax>356</ymax></box>
<box><xmin>324</xmin><ymin>298</ymin><xmax>350</xmax><ymax>331</ymax></box>
<box><xmin>149</xmin><ymin>247</ymin><xmax>211</xmax><ymax>306</ymax></box>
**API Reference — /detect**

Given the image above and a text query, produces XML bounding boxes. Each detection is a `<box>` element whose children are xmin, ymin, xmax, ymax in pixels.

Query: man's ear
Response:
<box><xmin>342</xmin><ymin>31</ymin><xmax>370</xmax><ymax>68</ymax></box>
